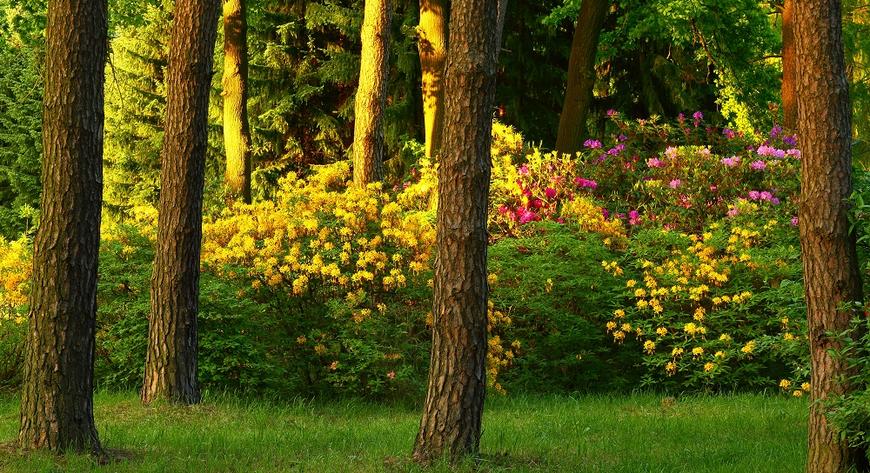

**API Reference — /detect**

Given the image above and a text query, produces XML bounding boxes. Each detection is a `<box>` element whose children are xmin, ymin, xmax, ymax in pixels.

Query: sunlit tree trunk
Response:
<box><xmin>18</xmin><ymin>0</ymin><xmax>107</xmax><ymax>454</ymax></box>
<box><xmin>142</xmin><ymin>0</ymin><xmax>221</xmax><ymax>405</ymax></box>
<box><xmin>353</xmin><ymin>0</ymin><xmax>391</xmax><ymax>186</ymax></box>
<box><xmin>781</xmin><ymin>0</ymin><xmax>797</xmax><ymax>130</ymax></box>
<box><xmin>223</xmin><ymin>0</ymin><xmax>252</xmax><ymax>203</ymax></box>
<box><xmin>412</xmin><ymin>0</ymin><xmax>499</xmax><ymax>464</ymax></box>
<box><xmin>796</xmin><ymin>0</ymin><xmax>869</xmax><ymax>471</ymax></box>
<box><xmin>418</xmin><ymin>0</ymin><xmax>447</xmax><ymax>159</ymax></box>
<box><xmin>555</xmin><ymin>0</ymin><xmax>607</xmax><ymax>155</ymax></box>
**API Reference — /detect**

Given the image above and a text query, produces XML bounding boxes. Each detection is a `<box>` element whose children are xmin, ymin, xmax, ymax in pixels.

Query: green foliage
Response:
<box><xmin>489</xmin><ymin>223</ymin><xmax>643</xmax><ymax>393</ymax></box>
<box><xmin>248</xmin><ymin>0</ymin><xmax>422</xmax><ymax>196</ymax></box>
<box><xmin>95</xmin><ymin>225</ymin><xmax>285</xmax><ymax>393</ymax></box>
<box><xmin>0</xmin><ymin>1</ymin><xmax>43</xmax><ymax>238</ymax></box>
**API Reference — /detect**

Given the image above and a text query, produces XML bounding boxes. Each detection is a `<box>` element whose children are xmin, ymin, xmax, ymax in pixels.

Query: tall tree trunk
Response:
<box><xmin>555</xmin><ymin>0</ymin><xmax>607</xmax><ymax>155</ymax></box>
<box><xmin>795</xmin><ymin>0</ymin><xmax>869</xmax><ymax>472</ymax></box>
<box><xmin>418</xmin><ymin>0</ymin><xmax>447</xmax><ymax>160</ymax></box>
<box><xmin>412</xmin><ymin>0</ymin><xmax>499</xmax><ymax>464</ymax></box>
<box><xmin>781</xmin><ymin>0</ymin><xmax>797</xmax><ymax>130</ymax></box>
<box><xmin>352</xmin><ymin>0</ymin><xmax>391</xmax><ymax>186</ymax></box>
<box><xmin>222</xmin><ymin>0</ymin><xmax>253</xmax><ymax>203</ymax></box>
<box><xmin>142</xmin><ymin>0</ymin><xmax>221</xmax><ymax>405</ymax></box>
<box><xmin>18</xmin><ymin>0</ymin><xmax>107</xmax><ymax>454</ymax></box>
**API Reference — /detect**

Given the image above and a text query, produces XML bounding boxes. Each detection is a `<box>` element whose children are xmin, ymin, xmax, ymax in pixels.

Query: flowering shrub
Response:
<box><xmin>0</xmin><ymin>114</ymin><xmax>818</xmax><ymax>397</ymax></box>
<box><xmin>201</xmin><ymin>162</ymin><xmax>519</xmax><ymax>396</ymax></box>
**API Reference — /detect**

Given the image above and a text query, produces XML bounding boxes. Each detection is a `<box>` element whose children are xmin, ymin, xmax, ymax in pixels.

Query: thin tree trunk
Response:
<box><xmin>795</xmin><ymin>0</ymin><xmax>869</xmax><ymax>472</ymax></box>
<box><xmin>352</xmin><ymin>0</ymin><xmax>391</xmax><ymax>186</ymax></box>
<box><xmin>418</xmin><ymin>0</ymin><xmax>447</xmax><ymax>160</ymax></box>
<box><xmin>412</xmin><ymin>0</ymin><xmax>499</xmax><ymax>464</ymax></box>
<box><xmin>496</xmin><ymin>0</ymin><xmax>508</xmax><ymax>55</ymax></box>
<box><xmin>781</xmin><ymin>0</ymin><xmax>797</xmax><ymax>130</ymax></box>
<box><xmin>142</xmin><ymin>0</ymin><xmax>221</xmax><ymax>405</ymax></box>
<box><xmin>223</xmin><ymin>0</ymin><xmax>253</xmax><ymax>203</ymax></box>
<box><xmin>555</xmin><ymin>0</ymin><xmax>607</xmax><ymax>154</ymax></box>
<box><xmin>18</xmin><ymin>0</ymin><xmax>107</xmax><ymax>454</ymax></box>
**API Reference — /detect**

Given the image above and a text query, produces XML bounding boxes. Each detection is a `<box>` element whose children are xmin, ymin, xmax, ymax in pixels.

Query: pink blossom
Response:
<box><xmin>669</xmin><ymin>179</ymin><xmax>681</xmax><ymax>189</ymax></box>
<box><xmin>750</xmin><ymin>160</ymin><xmax>767</xmax><ymax>171</ymax></box>
<box><xmin>665</xmin><ymin>147</ymin><xmax>679</xmax><ymax>159</ymax></box>
<box><xmin>628</xmin><ymin>210</ymin><xmax>640</xmax><ymax>226</ymax></box>
<box><xmin>518</xmin><ymin>164</ymin><xmax>529</xmax><ymax>175</ymax></box>
<box><xmin>647</xmin><ymin>157</ymin><xmax>664</xmax><ymax>168</ymax></box>
<box><xmin>791</xmin><ymin>216</ymin><xmax>799</xmax><ymax>226</ymax></box>
<box><xmin>721</xmin><ymin>156</ymin><xmax>740</xmax><ymax>167</ymax></box>
<box><xmin>584</xmin><ymin>139</ymin><xmax>602</xmax><ymax>149</ymax></box>
<box><xmin>722</xmin><ymin>128</ymin><xmax>736</xmax><ymax>139</ymax></box>
<box><xmin>516</xmin><ymin>208</ymin><xmax>539</xmax><ymax>224</ymax></box>
<box><xmin>574</xmin><ymin>177</ymin><xmax>598</xmax><ymax>189</ymax></box>
<box><xmin>545</xmin><ymin>187</ymin><xmax>557</xmax><ymax>199</ymax></box>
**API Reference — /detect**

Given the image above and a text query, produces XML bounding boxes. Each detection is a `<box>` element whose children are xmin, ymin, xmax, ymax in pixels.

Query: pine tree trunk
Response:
<box><xmin>795</xmin><ymin>0</ymin><xmax>869</xmax><ymax>472</ymax></box>
<box><xmin>352</xmin><ymin>0</ymin><xmax>391</xmax><ymax>186</ymax></box>
<box><xmin>555</xmin><ymin>0</ymin><xmax>607</xmax><ymax>155</ymax></box>
<box><xmin>222</xmin><ymin>0</ymin><xmax>253</xmax><ymax>203</ymax></box>
<box><xmin>781</xmin><ymin>0</ymin><xmax>797</xmax><ymax>130</ymax></box>
<box><xmin>142</xmin><ymin>0</ymin><xmax>220</xmax><ymax>405</ymax></box>
<box><xmin>18</xmin><ymin>0</ymin><xmax>107</xmax><ymax>453</ymax></box>
<box><xmin>412</xmin><ymin>0</ymin><xmax>499</xmax><ymax>464</ymax></box>
<box><xmin>418</xmin><ymin>0</ymin><xmax>447</xmax><ymax>160</ymax></box>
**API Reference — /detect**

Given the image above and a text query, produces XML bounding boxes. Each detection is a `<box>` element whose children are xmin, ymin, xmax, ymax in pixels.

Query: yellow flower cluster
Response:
<box><xmin>487</xmin><ymin>301</ymin><xmax>521</xmax><ymax>395</ymax></box>
<box><xmin>202</xmin><ymin>162</ymin><xmax>436</xmax><ymax>319</ymax></box>
<box><xmin>0</xmin><ymin>238</ymin><xmax>31</xmax><ymax>324</ymax></box>
<box><xmin>560</xmin><ymin>197</ymin><xmax>626</xmax><ymax>241</ymax></box>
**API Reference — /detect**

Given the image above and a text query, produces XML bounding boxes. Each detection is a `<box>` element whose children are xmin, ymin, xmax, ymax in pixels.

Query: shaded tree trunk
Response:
<box><xmin>352</xmin><ymin>0</ymin><xmax>391</xmax><ymax>186</ymax></box>
<box><xmin>795</xmin><ymin>0</ymin><xmax>869</xmax><ymax>472</ymax></box>
<box><xmin>781</xmin><ymin>0</ymin><xmax>797</xmax><ymax>130</ymax></box>
<box><xmin>18</xmin><ymin>0</ymin><xmax>107</xmax><ymax>454</ymax></box>
<box><xmin>496</xmin><ymin>0</ymin><xmax>508</xmax><ymax>54</ymax></box>
<box><xmin>418</xmin><ymin>0</ymin><xmax>447</xmax><ymax>160</ymax></box>
<box><xmin>412</xmin><ymin>0</ymin><xmax>499</xmax><ymax>464</ymax></box>
<box><xmin>142</xmin><ymin>0</ymin><xmax>221</xmax><ymax>405</ymax></box>
<box><xmin>223</xmin><ymin>0</ymin><xmax>253</xmax><ymax>203</ymax></box>
<box><xmin>555</xmin><ymin>0</ymin><xmax>607</xmax><ymax>154</ymax></box>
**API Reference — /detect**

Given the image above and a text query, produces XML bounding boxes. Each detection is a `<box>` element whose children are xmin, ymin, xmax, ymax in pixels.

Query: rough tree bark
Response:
<box><xmin>18</xmin><ymin>0</ymin><xmax>108</xmax><ymax>454</ymax></box>
<box><xmin>795</xmin><ymin>0</ymin><xmax>869</xmax><ymax>472</ymax></box>
<box><xmin>222</xmin><ymin>0</ymin><xmax>253</xmax><ymax>203</ymax></box>
<box><xmin>142</xmin><ymin>0</ymin><xmax>221</xmax><ymax>405</ymax></box>
<box><xmin>353</xmin><ymin>0</ymin><xmax>392</xmax><ymax>186</ymax></box>
<box><xmin>418</xmin><ymin>0</ymin><xmax>447</xmax><ymax>160</ymax></box>
<box><xmin>555</xmin><ymin>0</ymin><xmax>608</xmax><ymax>155</ymax></box>
<box><xmin>781</xmin><ymin>0</ymin><xmax>797</xmax><ymax>130</ymax></box>
<box><xmin>412</xmin><ymin>0</ymin><xmax>499</xmax><ymax>464</ymax></box>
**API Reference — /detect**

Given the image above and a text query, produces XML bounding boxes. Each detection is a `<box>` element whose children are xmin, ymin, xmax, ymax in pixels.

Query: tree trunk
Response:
<box><xmin>222</xmin><ymin>0</ymin><xmax>253</xmax><ymax>203</ymax></box>
<box><xmin>18</xmin><ymin>0</ymin><xmax>107</xmax><ymax>454</ymax></box>
<box><xmin>795</xmin><ymin>0</ymin><xmax>869</xmax><ymax>472</ymax></box>
<box><xmin>418</xmin><ymin>0</ymin><xmax>447</xmax><ymax>160</ymax></box>
<box><xmin>412</xmin><ymin>0</ymin><xmax>499</xmax><ymax>464</ymax></box>
<box><xmin>142</xmin><ymin>0</ymin><xmax>221</xmax><ymax>405</ymax></box>
<box><xmin>352</xmin><ymin>0</ymin><xmax>391</xmax><ymax>186</ymax></box>
<box><xmin>781</xmin><ymin>0</ymin><xmax>797</xmax><ymax>130</ymax></box>
<box><xmin>555</xmin><ymin>0</ymin><xmax>607</xmax><ymax>155</ymax></box>
<box><xmin>495</xmin><ymin>0</ymin><xmax>508</xmax><ymax>55</ymax></box>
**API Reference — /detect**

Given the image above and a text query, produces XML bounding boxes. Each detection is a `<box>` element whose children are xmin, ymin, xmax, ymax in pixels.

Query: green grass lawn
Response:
<box><xmin>0</xmin><ymin>392</ymin><xmax>806</xmax><ymax>472</ymax></box>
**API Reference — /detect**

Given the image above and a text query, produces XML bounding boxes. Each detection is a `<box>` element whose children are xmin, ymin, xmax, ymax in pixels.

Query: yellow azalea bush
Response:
<box><xmin>201</xmin><ymin>162</ymin><xmax>519</xmax><ymax>395</ymax></box>
<box><xmin>602</xmin><ymin>202</ymin><xmax>807</xmax><ymax>390</ymax></box>
<box><xmin>0</xmin><ymin>238</ymin><xmax>30</xmax><ymax>323</ymax></box>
